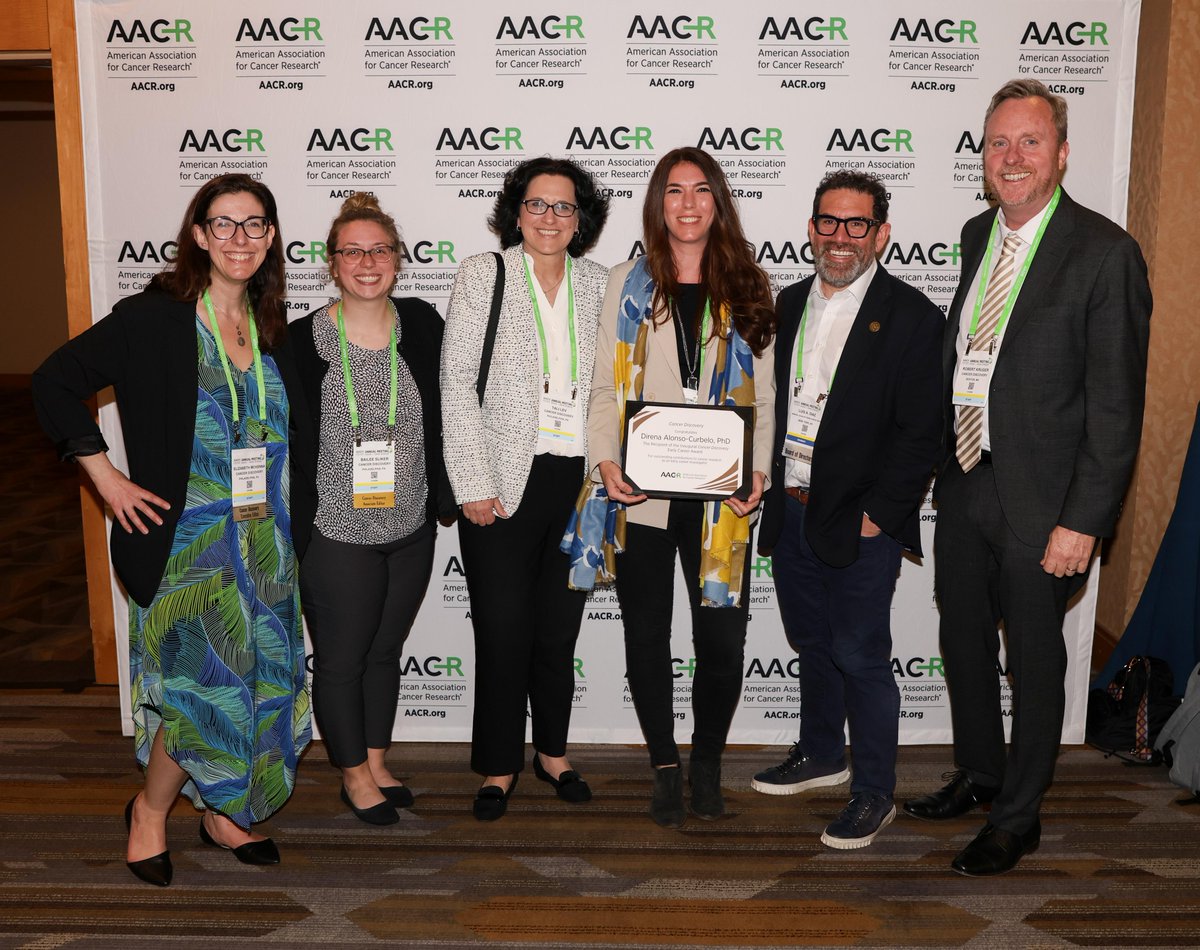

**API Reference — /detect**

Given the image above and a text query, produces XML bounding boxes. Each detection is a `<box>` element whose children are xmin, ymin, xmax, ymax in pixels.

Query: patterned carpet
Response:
<box><xmin>1</xmin><ymin>687</ymin><xmax>1199</xmax><ymax>949</ymax></box>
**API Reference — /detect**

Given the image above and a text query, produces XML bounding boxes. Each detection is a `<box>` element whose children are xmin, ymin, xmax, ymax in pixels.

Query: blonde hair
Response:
<box><xmin>326</xmin><ymin>192</ymin><xmax>402</xmax><ymax>279</ymax></box>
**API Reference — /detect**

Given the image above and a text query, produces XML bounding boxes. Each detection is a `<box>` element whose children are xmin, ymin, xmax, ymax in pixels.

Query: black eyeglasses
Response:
<box><xmin>331</xmin><ymin>246</ymin><xmax>395</xmax><ymax>263</ymax></box>
<box><xmin>205</xmin><ymin>216</ymin><xmax>271</xmax><ymax>240</ymax></box>
<box><xmin>812</xmin><ymin>215</ymin><xmax>880</xmax><ymax>239</ymax></box>
<box><xmin>521</xmin><ymin>198</ymin><xmax>578</xmax><ymax>218</ymax></box>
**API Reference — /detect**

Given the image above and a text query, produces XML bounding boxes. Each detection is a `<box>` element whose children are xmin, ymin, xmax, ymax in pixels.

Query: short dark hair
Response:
<box><xmin>985</xmin><ymin>78</ymin><xmax>1068</xmax><ymax>146</ymax></box>
<box><xmin>488</xmin><ymin>157</ymin><xmax>609</xmax><ymax>256</ymax></box>
<box><xmin>148</xmin><ymin>173</ymin><xmax>287</xmax><ymax>350</ymax></box>
<box><xmin>811</xmin><ymin>170</ymin><xmax>890</xmax><ymax>223</ymax></box>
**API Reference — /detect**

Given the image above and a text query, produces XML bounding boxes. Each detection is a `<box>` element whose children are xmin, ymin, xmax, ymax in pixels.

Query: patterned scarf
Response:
<box><xmin>562</xmin><ymin>257</ymin><xmax>755</xmax><ymax>607</ymax></box>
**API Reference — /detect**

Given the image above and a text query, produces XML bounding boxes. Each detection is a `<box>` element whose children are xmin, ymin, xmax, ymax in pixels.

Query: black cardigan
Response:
<box><xmin>31</xmin><ymin>290</ymin><xmax>202</xmax><ymax>607</ymax></box>
<box><xmin>275</xmin><ymin>297</ymin><xmax>456</xmax><ymax>562</ymax></box>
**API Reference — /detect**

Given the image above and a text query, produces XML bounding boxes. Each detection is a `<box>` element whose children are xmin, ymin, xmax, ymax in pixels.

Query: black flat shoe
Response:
<box><xmin>951</xmin><ymin>821</ymin><xmax>1041</xmax><ymax>876</ymax></box>
<box><xmin>124</xmin><ymin>795</ymin><xmax>172</xmax><ymax>887</ymax></box>
<box><xmin>903</xmin><ymin>770</ymin><xmax>999</xmax><ymax>821</ymax></box>
<box><xmin>533</xmin><ymin>754</ymin><xmax>592</xmax><ymax>803</ymax></box>
<box><xmin>199</xmin><ymin>817</ymin><xmax>281</xmax><ymax>865</ymax></box>
<box><xmin>380</xmin><ymin>785</ymin><xmax>415</xmax><ymax>809</ymax></box>
<box><xmin>340</xmin><ymin>786</ymin><xmax>399</xmax><ymax>825</ymax></box>
<box><xmin>473</xmin><ymin>774</ymin><xmax>518</xmax><ymax>821</ymax></box>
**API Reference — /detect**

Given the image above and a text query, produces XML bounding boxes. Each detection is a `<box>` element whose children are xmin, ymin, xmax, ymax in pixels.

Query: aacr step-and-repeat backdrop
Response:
<box><xmin>76</xmin><ymin>1</ymin><xmax>1141</xmax><ymax>744</ymax></box>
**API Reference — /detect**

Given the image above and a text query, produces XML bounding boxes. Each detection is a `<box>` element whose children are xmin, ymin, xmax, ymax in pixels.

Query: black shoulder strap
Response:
<box><xmin>475</xmin><ymin>251</ymin><xmax>504</xmax><ymax>405</ymax></box>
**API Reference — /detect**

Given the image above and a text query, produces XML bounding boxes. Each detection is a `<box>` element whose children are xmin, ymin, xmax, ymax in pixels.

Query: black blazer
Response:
<box><xmin>758</xmin><ymin>265</ymin><xmax>944</xmax><ymax>568</ymax></box>
<box><xmin>31</xmin><ymin>290</ymin><xmax>202</xmax><ymax>607</ymax></box>
<box><xmin>937</xmin><ymin>190</ymin><xmax>1151</xmax><ymax>545</ymax></box>
<box><xmin>276</xmin><ymin>297</ymin><xmax>455</xmax><ymax>562</ymax></box>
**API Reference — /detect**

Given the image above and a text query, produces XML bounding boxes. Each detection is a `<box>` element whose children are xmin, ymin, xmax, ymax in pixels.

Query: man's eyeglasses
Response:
<box><xmin>521</xmin><ymin>198</ymin><xmax>578</xmax><ymax>218</ymax></box>
<box><xmin>205</xmin><ymin>216</ymin><xmax>271</xmax><ymax>240</ymax></box>
<box><xmin>812</xmin><ymin>215</ymin><xmax>880</xmax><ymax>239</ymax></box>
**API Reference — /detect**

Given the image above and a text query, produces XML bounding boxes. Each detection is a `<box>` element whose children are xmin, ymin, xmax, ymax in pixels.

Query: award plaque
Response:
<box><xmin>621</xmin><ymin>401</ymin><xmax>754</xmax><ymax>501</ymax></box>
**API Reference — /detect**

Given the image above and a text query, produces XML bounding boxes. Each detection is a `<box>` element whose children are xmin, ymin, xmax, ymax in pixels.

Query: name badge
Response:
<box><xmin>952</xmin><ymin>350</ymin><xmax>993</xmax><ymax>407</ymax></box>
<box><xmin>783</xmin><ymin>393</ymin><xmax>827</xmax><ymax>465</ymax></box>
<box><xmin>538</xmin><ymin>391</ymin><xmax>582</xmax><ymax>445</ymax></box>
<box><xmin>231</xmin><ymin>447</ymin><xmax>267</xmax><ymax>522</ymax></box>
<box><xmin>352</xmin><ymin>440</ymin><xmax>396</xmax><ymax>509</ymax></box>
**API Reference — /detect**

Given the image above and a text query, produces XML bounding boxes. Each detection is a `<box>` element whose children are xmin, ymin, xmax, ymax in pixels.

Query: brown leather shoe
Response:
<box><xmin>951</xmin><ymin>821</ymin><xmax>1040</xmax><ymax>876</ymax></box>
<box><xmin>903</xmin><ymin>770</ymin><xmax>999</xmax><ymax>820</ymax></box>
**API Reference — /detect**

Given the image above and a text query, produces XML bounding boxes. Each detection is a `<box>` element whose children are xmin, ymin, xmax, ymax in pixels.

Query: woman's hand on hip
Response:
<box><xmin>598</xmin><ymin>460</ymin><xmax>647</xmax><ymax>505</ymax></box>
<box><xmin>461</xmin><ymin>497</ymin><xmax>509</xmax><ymax>526</ymax></box>
<box><xmin>76</xmin><ymin>453</ymin><xmax>170</xmax><ymax>535</ymax></box>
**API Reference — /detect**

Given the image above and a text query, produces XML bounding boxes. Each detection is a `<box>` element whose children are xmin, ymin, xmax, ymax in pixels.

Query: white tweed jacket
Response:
<box><xmin>441</xmin><ymin>244</ymin><xmax>609</xmax><ymax>515</ymax></box>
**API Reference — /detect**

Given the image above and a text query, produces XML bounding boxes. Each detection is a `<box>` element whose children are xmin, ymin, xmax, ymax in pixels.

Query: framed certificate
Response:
<box><xmin>621</xmin><ymin>401</ymin><xmax>754</xmax><ymax>501</ymax></box>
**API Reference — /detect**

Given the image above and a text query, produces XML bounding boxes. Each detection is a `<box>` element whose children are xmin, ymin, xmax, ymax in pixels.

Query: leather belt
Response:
<box><xmin>785</xmin><ymin>486</ymin><xmax>810</xmax><ymax>505</ymax></box>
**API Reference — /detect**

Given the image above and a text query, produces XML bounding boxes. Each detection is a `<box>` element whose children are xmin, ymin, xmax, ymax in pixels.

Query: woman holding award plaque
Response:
<box><xmin>280</xmin><ymin>193</ymin><xmax>453</xmax><ymax>826</ymax></box>
<box><xmin>584</xmin><ymin>147</ymin><xmax>777</xmax><ymax>828</ymax></box>
<box><xmin>441</xmin><ymin>158</ymin><xmax>610</xmax><ymax>821</ymax></box>
<box><xmin>32</xmin><ymin>174</ymin><xmax>309</xmax><ymax>885</ymax></box>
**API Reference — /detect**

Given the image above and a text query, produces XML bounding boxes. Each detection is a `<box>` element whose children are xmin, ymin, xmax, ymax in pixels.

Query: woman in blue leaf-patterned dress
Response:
<box><xmin>32</xmin><ymin>175</ymin><xmax>310</xmax><ymax>887</ymax></box>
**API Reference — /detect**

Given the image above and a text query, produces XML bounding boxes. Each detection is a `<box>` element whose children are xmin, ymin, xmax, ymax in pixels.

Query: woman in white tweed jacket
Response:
<box><xmin>441</xmin><ymin>158</ymin><xmax>609</xmax><ymax>820</ymax></box>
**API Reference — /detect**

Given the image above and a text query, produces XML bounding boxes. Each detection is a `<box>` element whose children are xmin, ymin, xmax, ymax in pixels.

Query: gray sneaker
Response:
<box><xmin>751</xmin><ymin>744</ymin><xmax>850</xmax><ymax>795</ymax></box>
<box><xmin>820</xmin><ymin>793</ymin><xmax>896</xmax><ymax>850</ymax></box>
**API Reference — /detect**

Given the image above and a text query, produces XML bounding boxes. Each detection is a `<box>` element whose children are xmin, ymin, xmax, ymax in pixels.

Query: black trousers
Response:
<box><xmin>935</xmin><ymin>459</ymin><xmax>1086</xmax><ymax>833</ymax></box>
<box><xmin>616</xmin><ymin>500</ymin><xmax>752</xmax><ymax>767</ymax></box>
<box><xmin>300</xmin><ymin>522</ymin><xmax>436</xmax><ymax>768</ymax></box>
<box><xmin>458</xmin><ymin>454</ymin><xmax>587</xmax><ymax>776</ymax></box>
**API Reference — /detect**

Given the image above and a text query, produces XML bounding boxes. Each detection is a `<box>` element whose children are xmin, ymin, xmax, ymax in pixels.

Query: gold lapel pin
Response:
<box><xmin>869</xmin><ymin>321</ymin><xmax>881</xmax><ymax>333</ymax></box>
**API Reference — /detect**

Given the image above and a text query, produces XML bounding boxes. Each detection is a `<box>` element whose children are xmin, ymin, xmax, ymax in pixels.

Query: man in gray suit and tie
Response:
<box><xmin>904</xmin><ymin>79</ymin><xmax>1151</xmax><ymax>875</ymax></box>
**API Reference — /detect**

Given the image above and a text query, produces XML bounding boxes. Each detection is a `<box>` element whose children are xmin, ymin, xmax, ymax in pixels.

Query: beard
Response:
<box><xmin>813</xmin><ymin>240</ymin><xmax>874</xmax><ymax>289</ymax></box>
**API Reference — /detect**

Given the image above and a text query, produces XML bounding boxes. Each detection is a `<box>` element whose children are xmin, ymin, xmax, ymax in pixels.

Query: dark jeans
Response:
<box><xmin>300</xmin><ymin>522</ymin><xmax>436</xmax><ymax>768</ymax></box>
<box><xmin>772</xmin><ymin>495</ymin><xmax>902</xmax><ymax>797</ymax></box>
<box><xmin>616</xmin><ymin>500</ymin><xmax>752</xmax><ymax>767</ymax></box>
<box><xmin>457</xmin><ymin>454</ymin><xmax>587</xmax><ymax>776</ymax></box>
<box><xmin>935</xmin><ymin>459</ymin><xmax>1082</xmax><ymax>834</ymax></box>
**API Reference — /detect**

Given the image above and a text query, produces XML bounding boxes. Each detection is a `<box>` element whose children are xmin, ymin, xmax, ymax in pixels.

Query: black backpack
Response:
<box><xmin>1155</xmin><ymin>662</ymin><xmax>1200</xmax><ymax>803</ymax></box>
<box><xmin>1085</xmin><ymin>655</ymin><xmax>1179</xmax><ymax>764</ymax></box>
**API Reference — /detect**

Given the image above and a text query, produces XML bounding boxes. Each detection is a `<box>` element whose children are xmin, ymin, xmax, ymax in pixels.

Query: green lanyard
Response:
<box><xmin>202</xmin><ymin>289</ymin><xmax>265</xmax><ymax>442</ymax></box>
<box><xmin>523</xmin><ymin>255</ymin><xmax>577</xmax><ymax>397</ymax></box>
<box><xmin>967</xmin><ymin>186</ymin><xmax>1061</xmax><ymax>343</ymax></box>
<box><xmin>336</xmin><ymin>300</ymin><xmax>398</xmax><ymax>445</ymax></box>
<box><xmin>792</xmin><ymin>299</ymin><xmax>839</xmax><ymax>396</ymax></box>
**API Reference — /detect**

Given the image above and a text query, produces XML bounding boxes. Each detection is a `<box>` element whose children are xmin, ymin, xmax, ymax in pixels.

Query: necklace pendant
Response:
<box><xmin>686</xmin><ymin>375</ymin><xmax>698</xmax><ymax>392</ymax></box>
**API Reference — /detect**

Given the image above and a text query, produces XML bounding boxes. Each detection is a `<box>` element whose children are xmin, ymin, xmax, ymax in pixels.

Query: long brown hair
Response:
<box><xmin>149</xmin><ymin>174</ymin><xmax>287</xmax><ymax>350</ymax></box>
<box><xmin>641</xmin><ymin>147</ymin><xmax>775</xmax><ymax>356</ymax></box>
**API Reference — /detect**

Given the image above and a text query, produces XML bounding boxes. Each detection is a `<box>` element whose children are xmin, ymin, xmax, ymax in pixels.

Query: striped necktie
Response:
<box><xmin>956</xmin><ymin>232</ymin><xmax>1022</xmax><ymax>473</ymax></box>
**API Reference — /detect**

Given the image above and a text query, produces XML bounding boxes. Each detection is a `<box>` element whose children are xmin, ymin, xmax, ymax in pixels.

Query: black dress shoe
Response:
<box><xmin>124</xmin><ymin>795</ymin><xmax>172</xmax><ymax>887</ymax></box>
<box><xmin>688</xmin><ymin>758</ymin><xmax>725</xmax><ymax>821</ymax></box>
<box><xmin>903</xmin><ymin>770</ymin><xmax>999</xmax><ymax>821</ymax></box>
<box><xmin>473</xmin><ymin>774</ymin><xmax>518</xmax><ymax>821</ymax></box>
<box><xmin>199</xmin><ymin>817</ymin><xmax>281</xmax><ymax>865</ymax></box>
<box><xmin>649</xmin><ymin>765</ymin><xmax>685</xmax><ymax>829</ymax></box>
<box><xmin>533</xmin><ymin>754</ymin><xmax>592</xmax><ymax>803</ymax></box>
<box><xmin>380</xmin><ymin>785</ymin><xmax>415</xmax><ymax>809</ymax></box>
<box><xmin>340</xmin><ymin>786</ymin><xmax>399</xmax><ymax>825</ymax></box>
<box><xmin>951</xmin><ymin>821</ymin><xmax>1041</xmax><ymax>876</ymax></box>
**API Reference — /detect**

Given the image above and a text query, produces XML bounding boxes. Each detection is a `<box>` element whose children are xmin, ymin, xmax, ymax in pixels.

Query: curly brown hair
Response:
<box><xmin>641</xmin><ymin>147</ymin><xmax>775</xmax><ymax>357</ymax></box>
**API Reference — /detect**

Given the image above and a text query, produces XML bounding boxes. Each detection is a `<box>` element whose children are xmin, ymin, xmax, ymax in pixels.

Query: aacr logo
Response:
<box><xmin>497</xmin><ymin>15</ymin><xmax>584</xmax><ymax>40</ymax></box>
<box><xmin>400</xmin><ymin>656</ymin><xmax>464</xmax><ymax>677</ymax></box>
<box><xmin>884</xmin><ymin>243</ymin><xmax>961</xmax><ymax>267</ymax></box>
<box><xmin>236</xmin><ymin>18</ymin><xmax>322</xmax><ymax>42</ymax></box>
<box><xmin>179</xmin><ymin>129</ymin><xmax>264</xmax><ymax>152</ymax></box>
<box><xmin>1021</xmin><ymin>21</ymin><xmax>1108</xmax><ymax>46</ymax></box>
<box><xmin>117</xmin><ymin>240</ymin><xmax>177</xmax><ymax>264</ymax></box>
<box><xmin>307</xmin><ymin>128</ymin><xmax>393</xmax><ymax>152</ymax></box>
<box><xmin>826</xmin><ymin>128</ymin><xmax>913</xmax><ymax>152</ymax></box>
<box><xmin>955</xmin><ymin>131</ymin><xmax>982</xmax><ymax>154</ymax></box>
<box><xmin>759</xmin><ymin>16</ymin><xmax>847</xmax><ymax>41</ymax></box>
<box><xmin>892</xmin><ymin>656</ymin><xmax>945</xmax><ymax>677</ymax></box>
<box><xmin>755</xmin><ymin>241</ymin><xmax>810</xmax><ymax>266</ymax></box>
<box><xmin>107</xmin><ymin>19</ymin><xmax>193</xmax><ymax>43</ymax></box>
<box><xmin>698</xmin><ymin>127</ymin><xmax>783</xmax><ymax>151</ymax></box>
<box><xmin>399</xmin><ymin>241</ymin><xmax>456</xmax><ymax>265</ymax></box>
<box><xmin>890</xmin><ymin>18</ymin><xmax>977</xmax><ymax>43</ymax></box>
<box><xmin>566</xmin><ymin>126</ymin><xmax>652</xmax><ymax>150</ymax></box>
<box><xmin>286</xmin><ymin>241</ymin><xmax>328</xmax><ymax>265</ymax></box>
<box><xmin>627</xmin><ymin>15</ymin><xmax>715</xmax><ymax>40</ymax></box>
<box><xmin>365</xmin><ymin>16</ymin><xmax>452</xmax><ymax>41</ymax></box>
<box><xmin>436</xmin><ymin>127</ymin><xmax>523</xmax><ymax>151</ymax></box>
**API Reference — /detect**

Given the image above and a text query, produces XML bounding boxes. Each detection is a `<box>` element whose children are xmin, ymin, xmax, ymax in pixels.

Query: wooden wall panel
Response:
<box><xmin>0</xmin><ymin>1</ymin><xmax>50</xmax><ymax>52</ymax></box>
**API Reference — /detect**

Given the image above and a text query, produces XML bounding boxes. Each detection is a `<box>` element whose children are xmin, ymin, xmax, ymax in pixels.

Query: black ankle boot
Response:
<box><xmin>688</xmin><ymin>757</ymin><xmax>725</xmax><ymax>820</ymax></box>
<box><xmin>649</xmin><ymin>765</ymin><xmax>685</xmax><ymax>829</ymax></box>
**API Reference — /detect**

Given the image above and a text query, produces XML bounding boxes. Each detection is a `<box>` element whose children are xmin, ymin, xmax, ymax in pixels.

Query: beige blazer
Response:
<box><xmin>587</xmin><ymin>258</ymin><xmax>776</xmax><ymax>529</ymax></box>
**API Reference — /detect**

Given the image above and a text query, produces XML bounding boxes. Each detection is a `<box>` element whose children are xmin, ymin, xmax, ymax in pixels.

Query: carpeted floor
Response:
<box><xmin>1</xmin><ymin>688</ymin><xmax>1199</xmax><ymax>949</ymax></box>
